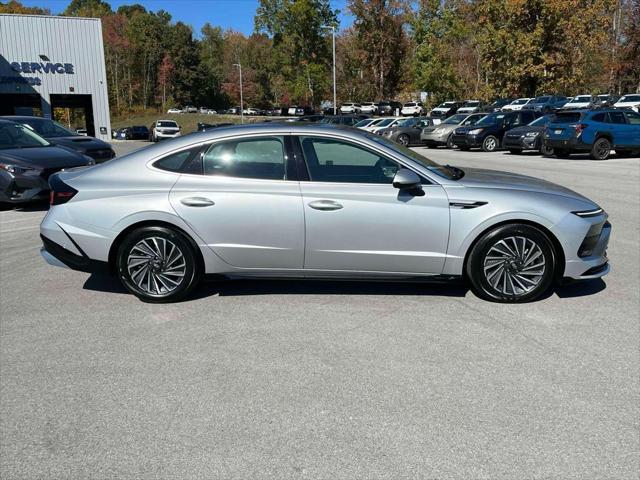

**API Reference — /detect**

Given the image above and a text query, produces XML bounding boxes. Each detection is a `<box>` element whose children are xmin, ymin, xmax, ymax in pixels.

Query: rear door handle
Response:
<box><xmin>308</xmin><ymin>200</ymin><xmax>343</xmax><ymax>211</ymax></box>
<box><xmin>181</xmin><ymin>197</ymin><xmax>215</xmax><ymax>207</ymax></box>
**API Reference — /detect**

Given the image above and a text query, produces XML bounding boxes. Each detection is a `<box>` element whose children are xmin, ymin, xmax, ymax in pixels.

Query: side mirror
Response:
<box><xmin>393</xmin><ymin>169</ymin><xmax>424</xmax><ymax>195</ymax></box>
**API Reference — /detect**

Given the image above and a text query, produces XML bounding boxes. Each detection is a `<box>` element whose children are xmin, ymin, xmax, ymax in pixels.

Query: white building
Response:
<box><xmin>0</xmin><ymin>14</ymin><xmax>111</xmax><ymax>141</ymax></box>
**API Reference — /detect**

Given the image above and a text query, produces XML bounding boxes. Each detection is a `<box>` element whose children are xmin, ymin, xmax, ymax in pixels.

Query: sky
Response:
<box><xmin>21</xmin><ymin>0</ymin><xmax>353</xmax><ymax>36</ymax></box>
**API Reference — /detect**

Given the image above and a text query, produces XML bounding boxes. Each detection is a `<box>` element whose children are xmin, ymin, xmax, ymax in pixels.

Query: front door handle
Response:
<box><xmin>181</xmin><ymin>197</ymin><xmax>215</xmax><ymax>207</ymax></box>
<box><xmin>308</xmin><ymin>200</ymin><xmax>343</xmax><ymax>211</ymax></box>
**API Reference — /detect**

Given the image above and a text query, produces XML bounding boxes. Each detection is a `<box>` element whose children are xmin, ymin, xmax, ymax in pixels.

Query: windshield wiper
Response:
<box><xmin>445</xmin><ymin>164</ymin><xmax>465</xmax><ymax>179</ymax></box>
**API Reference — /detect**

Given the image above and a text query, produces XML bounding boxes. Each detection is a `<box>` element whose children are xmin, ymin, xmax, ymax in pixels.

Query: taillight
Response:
<box><xmin>49</xmin><ymin>174</ymin><xmax>77</xmax><ymax>206</ymax></box>
<box><xmin>574</xmin><ymin>123</ymin><xmax>588</xmax><ymax>136</ymax></box>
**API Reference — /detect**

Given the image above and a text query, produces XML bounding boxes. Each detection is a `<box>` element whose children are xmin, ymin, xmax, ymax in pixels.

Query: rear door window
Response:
<box><xmin>608</xmin><ymin>111</ymin><xmax>626</xmax><ymax>124</ymax></box>
<box><xmin>202</xmin><ymin>136</ymin><xmax>287</xmax><ymax>180</ymax></box>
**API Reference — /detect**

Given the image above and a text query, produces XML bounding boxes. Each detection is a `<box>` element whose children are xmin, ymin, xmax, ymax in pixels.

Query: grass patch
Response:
<box><xmin>111</xmin><ymin>112</ymin><xmax>268</xmax><ymax>135</ymax></box>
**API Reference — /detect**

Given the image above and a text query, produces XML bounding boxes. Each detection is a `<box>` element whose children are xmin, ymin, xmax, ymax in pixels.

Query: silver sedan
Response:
<box><xmin>40</xmin><ymin>123</ymin><xmax>610</xmax><ymax>303</ymax></box>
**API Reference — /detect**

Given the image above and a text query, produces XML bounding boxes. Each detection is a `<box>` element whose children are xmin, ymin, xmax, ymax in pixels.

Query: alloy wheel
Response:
<box><xmin>483</xmin><ymin>136</ymin><xmax>498</xmax><ymax>151</ymax></box>
<box><xmin>398</xmin><ymin>134</ymin><xmax>409</xmax><ymax>146</ymax></box>
<box><xmin>127</xmin><ymin>237</ymin><xmax>186</xmax><ymax>295</ymax></box>
<box><xmin>483</xmin><ymin>236</ymin><xmax>546</xmax><ymax>297</ymax></box>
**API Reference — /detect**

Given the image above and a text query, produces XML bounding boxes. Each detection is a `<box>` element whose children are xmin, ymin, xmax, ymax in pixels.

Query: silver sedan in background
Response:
<box><xmin>40</xmin><ymin>124</ymin><xmax>610</xmax><ymax>303</ymax></box>
<box><xmin>421</xmin><ymin>113</ymin><xmax>486</xmax><ymax>148</ymax></box>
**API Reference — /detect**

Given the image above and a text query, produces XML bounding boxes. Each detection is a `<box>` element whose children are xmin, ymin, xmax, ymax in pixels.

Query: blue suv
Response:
<box><xmin>544</xmin><ymin>109</ymin><xmax>640</xmax><ymax>160</ymax></box>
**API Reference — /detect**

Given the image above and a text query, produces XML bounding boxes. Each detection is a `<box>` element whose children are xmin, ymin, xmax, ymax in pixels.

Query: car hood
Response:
<box><xmin>48</xmin><ymin>136</ymin><xmax>111</xmax><ymax>152</ymax></box>
<box><xmin>0</xmin><ymin>146</ymin><xmax>90</xmax><ymax>170</ymax></box>
<box><xmin>456</xmin><ymin>167</ymin><xmax>591</xmax><ymax>202</ymax></box>
<box><xmin>506</xmin><ymin>125</ymin><xmax>545</xmax><ymax>135</ymax></box>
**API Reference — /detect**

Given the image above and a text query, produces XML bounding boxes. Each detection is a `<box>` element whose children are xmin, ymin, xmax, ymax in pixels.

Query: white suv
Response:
<box><xmin>360</xmin><ymin>102</ymin><xmax>378</xmax><ymax>114</ymax></box>
<box><xmin>614</xmin><ymin>94</ymin><xmax>640</xmax><ymax>113</ymax></box>
<box><xmin>502</xmin><ymin>98</ymin><xmax>532</xmax><ymax>111</ymax></box>
<box><xmin>400</xmin><ymin>102</ymin><xmax>424</xmax><ymax>116</ymax></box>
<box><xmin>340</xmin><ymin>103</ymin><xmax>361</xmax><ymax>114</ymax></box>
<box><xmin>151</xmin><ymin>120</ymin><xmax>181</xmax><ymax>142</ymax></box>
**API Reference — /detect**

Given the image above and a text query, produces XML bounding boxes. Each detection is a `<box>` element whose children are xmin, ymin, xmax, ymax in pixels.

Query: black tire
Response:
<box><xmin>397</xmin><ymin>134</ymin><xmax>410</xmax><ymax>146</ymax></box>
<box><xmin>590</xmin><ymin>137</ymin><xmax>611</xmax><ymax>160</ymax></box>
<box><xmin>482</xmin><ymin>135</ymin><xmax>500</xmax><ymax>152</ymax></box>
<box><xmin>466</xmin><ymin>223</ymin><xmax>556</xmax><ymax>303</ymax></box>
<box><xmin>540</xmin><ymin>143</ymin><xmax>554</xmax><ymax>157</ymax></box>
<box><xmin>446</xmin><ymin>134</ymin><xmax>454</xmax><ymax>149</ymax></box>
<box><xmin>555</xmin><ymin>148</ymin><xmax>571</xmax><ymax>158</ymax></box>
<box><xmin>508</xmin><ymin>149</ymin><xmax>522</xmax><ymax>155</ymax></box>
<box><xmin>117</xmin><ymin>226</ymin><xmax>201</xmax><ymax>303</ymax></box>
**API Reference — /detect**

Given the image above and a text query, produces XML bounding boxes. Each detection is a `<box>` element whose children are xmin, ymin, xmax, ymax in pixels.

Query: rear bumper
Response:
<box><xmin>40</xmin><ymin>234</ymin><xmax>109</xmax><ymax>274</ymax></box>
<box><xmin>544</xmin><ymin>136</ymin><xmax>589</xmax><ymax>152</ymax></box>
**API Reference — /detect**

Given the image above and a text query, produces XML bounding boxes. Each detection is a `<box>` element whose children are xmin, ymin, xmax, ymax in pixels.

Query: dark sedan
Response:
<box><xmin>503</xmin><ymin>115</ymin><xmax>554</xmax><ymax>155</ymax></box>
<box><xmin>451</xmin><ymin>110</ymin><xmax>539</xmax><ymax>152</ymax></box>
<box><xmin>0</xmin><ymin>119</ymin><xmax>94</xmax><ymax>205</ymax></box>
<box><xmin>379</xmin><ymin>117</ymin><xmax>434</xmax><ymax>146</ymax></box>
<box><xmin>1</xmin><ymin>116</ymin><xmax>115</xmax><ymax>163</ymax></box>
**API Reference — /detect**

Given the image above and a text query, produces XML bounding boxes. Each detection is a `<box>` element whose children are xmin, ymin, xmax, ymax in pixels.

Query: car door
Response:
<box><xmin>294</xmin><ymin>135</ymin><xmax>450</xmax><ymax>274</ymax></box>
<box><xmin>622</xmin><ymin>111</ymin><xmax>640</xmax><ymax>148</ymax></box>
<box><xmin>169</xmin><ymin>135</ymin><xmax>305</xmax><ymax>270</ymax></box>
<box><xmin>607</xmin><ymin>110</ymin><xmax>631</xmax><ymax>147</ymax></box>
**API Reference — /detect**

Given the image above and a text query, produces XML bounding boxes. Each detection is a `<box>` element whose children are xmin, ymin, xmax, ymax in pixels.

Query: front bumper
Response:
<box><xmin>155</xmin><ymin>131</ymin><xmax>181</xmax><ymax>140</ymax></box>
<box><xmin>0</xmin><ymin>171</ymin><xmax>49</xmax><ymax>204</ymax></box>
<box><xmin>451</xmin><ymin>134</ymin><xmax>483</xmax><ymax>148</ymax></box>
<box><xmin>503</xmin><ymin>134</ymin><xmax>541</xmax><ymax>150</ymax></box>
<box><xmin>421</xmin><ymin>131</ymin><xmax>449</xmax><ymax>144</ymax></box>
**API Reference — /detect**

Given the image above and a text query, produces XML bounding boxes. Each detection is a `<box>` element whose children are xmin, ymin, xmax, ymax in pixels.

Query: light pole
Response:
<box><xmin>233</xmin><ymin>62</ymin><xmax>243</xmax><ymax>124</ymax></box>
<box><xmin>322</xmin><ymin>25</ymin><xmax>337</xmax><ymax>115</ymax></box>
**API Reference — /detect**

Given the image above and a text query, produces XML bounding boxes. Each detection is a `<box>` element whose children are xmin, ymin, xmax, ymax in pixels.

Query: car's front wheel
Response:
<box><xmin>397</xmin><ymin>134</ymin><xmax>410</xmax><ymax>146</ymax></box>
<box><xmin>482</xmin><ymin>135</ymin><xmax>499</xmax><ymax>152</ymax></box>
<box><xmin>117</xmin><ymin>226</ymin><xmax>201</xmax><ymax>303</ymax></box>
<box><xmin>466</xmin><ymin>223</ymin><xmax>556</xmax><ymax>303</ymax></box>
<box><xmin>446</xmin><ymin>134</ymin><xmax>454</xmax><ymax>149</ymax></box>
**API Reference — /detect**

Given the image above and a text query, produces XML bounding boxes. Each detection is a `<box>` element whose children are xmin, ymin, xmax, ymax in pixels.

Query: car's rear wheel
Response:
<box><xmin>590</xmin><ymin>137</ymin><xmax>611</xmax><ymax>160</ymax></box>
<box><xmin>482</xmin><ymin>135</ymin><xmax>499</xmax><ymax>152</ymax></box>
<box><xmin>117</xmin><ymin>226</ymin><xmax>201</xmax><ymax>303</ymax></box>
<box><xmin>397</xmin><ymin>134</ymin><xmax>410</xmax><ymax>146</ymax></box>
<box><xmin>466</xmin><ymin>224</ymin><xmax>555</xmax><ymax>303</ymax></box>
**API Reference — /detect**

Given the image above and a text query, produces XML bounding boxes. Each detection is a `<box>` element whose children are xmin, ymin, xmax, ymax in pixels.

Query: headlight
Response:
<box><xmin>0</xmin><ymin>163</ymin><xmax>36</xmax><ymax>174</ymax></box>
<box><xmin>525</xmin><ymin>131</ymin><xmax>539</xmax><ymax>137</ymax></box>
<box><xmin>469</xmin><ymin>128</ymin><xmax>483</xmax><ymax>135</ymax></box>
<box><xmin>572</xmin><ymin>208</ymin><xmax>605</xmax><ymax>218</ymax></box>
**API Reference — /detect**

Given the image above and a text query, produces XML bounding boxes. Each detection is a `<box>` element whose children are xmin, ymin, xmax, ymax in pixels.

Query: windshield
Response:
<box><xmin>529</xmin><ymin>115</ymin><xmax>551</xmax><ymax>126</ymax></box>
<box><xmin>158</xmin><ymin>121</ymin><xmax>178</xmax><ymax>128</ymax></box>
<box><xmin>354</xmin><ymin>119</ymin><xmax>373</xmax><ymax>128</ymax></box>
<box><xmin>0</xmin><ymin>123</ymin><xmax>51</xmax><ymax>149</ymax></box>
<box><xmin>619</xmin><ymin>95</ymin><xmax>640</xmax><ymax>102</ymax></box>
<box><xmin>21</xmin><ymin>118</ymin><xmax>75</xmax><ymax>138</ymax></box>
<box><xmin>366</xmin><ymin>133</ymin><xmax>458</xmax><ymax>180</ymax></box>
<box><xmin>570</xmin><ymin>96</ymin><xmax>591</xmax><ymax>103</ymax></box>
<box><xmin>476</xmin><ymin>112</ymin><xmax>505</xmax><ymax>126</ymax></box>
<box><xmin>442</xmin><ymin>114</ymin><xmax>468</xmax><ymax>125</ymax></box>
<box><xmin>513</xmin><ymin>98</ymin><xmax>530</xmax><ymax>105</ymax></box>
<box><xmin>534</xmin><ymin>96</ymin><xmax>550</xmax><ymax>103</ymax></box>
<box><xmin>396</xmin><ymin>118</ymin><xmax>417</xmax><ymax>127</ymax></box>
<box><xmin>375</xmin><ymin>118</ymin><xmax>396</xmax><ymax>127</ymax></box>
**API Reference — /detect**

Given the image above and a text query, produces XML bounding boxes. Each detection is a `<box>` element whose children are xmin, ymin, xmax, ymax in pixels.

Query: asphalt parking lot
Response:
<box><xmin>1</xmin><ymin>140</ymin><xmax>638</xmax><ymax>479</ymax></box>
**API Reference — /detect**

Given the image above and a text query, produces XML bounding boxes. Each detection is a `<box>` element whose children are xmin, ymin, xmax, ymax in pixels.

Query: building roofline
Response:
<box><xmin>0</xmin><ymin>13</ymin><xmax>100</xmax><ymax>22</ymax></box>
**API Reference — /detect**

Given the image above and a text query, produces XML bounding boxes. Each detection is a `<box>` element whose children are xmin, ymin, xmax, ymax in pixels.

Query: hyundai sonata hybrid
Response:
<box><xmin>40</xmin><ymin>124</ymin><xmax>610</xmax><ymax>303</ymax></box>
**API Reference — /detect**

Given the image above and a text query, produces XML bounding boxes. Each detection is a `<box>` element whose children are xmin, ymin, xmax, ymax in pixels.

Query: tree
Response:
<box><xmin>158</xmin><ymin>53</ymin><xmax>174</xmax><ymax>110</ymax></box>
<box><xmin>348</xmin><ymin>0</ymin><xmax>409</xmax><ymax>99</ymax></box>
<box><xmin>0</xmin><ymin>0</ymin><xmax>50</xmax><ymax>14</ymax></box>
<box><xmin>255</xmin><ymin>0</ymin><xmax>338</xmax><ymax>106</ymax></box>
<box><xmin>62</xmin><ymin>0</ymin><xmax>112</xmax><ymax>17</ymax></box>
